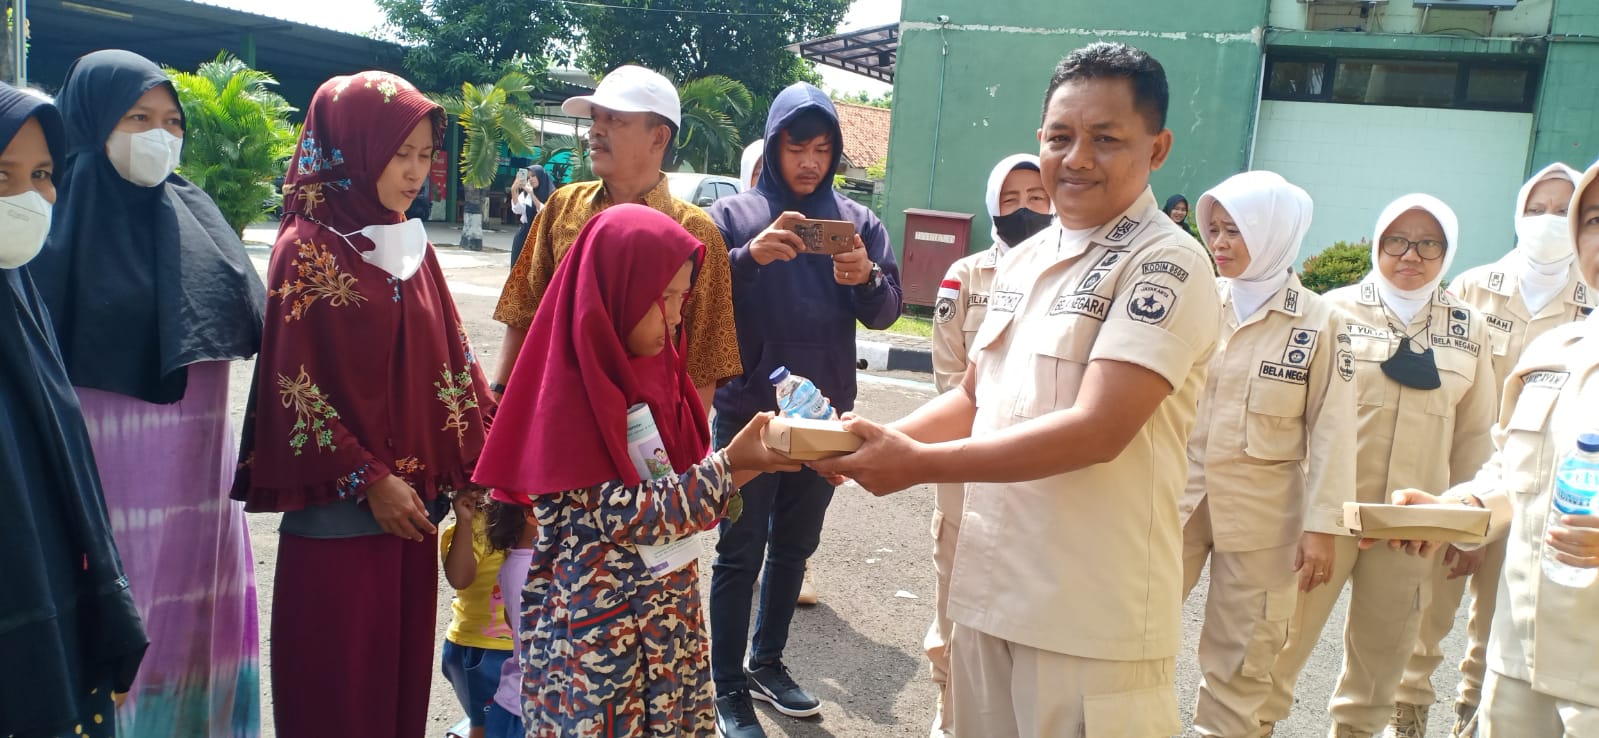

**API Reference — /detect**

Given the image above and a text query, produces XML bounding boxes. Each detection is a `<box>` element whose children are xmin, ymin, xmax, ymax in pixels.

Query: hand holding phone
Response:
<box><xmin>791</xmin><ymin>218</ymin><xmax>857</xmax><ymax>255</ymax></box>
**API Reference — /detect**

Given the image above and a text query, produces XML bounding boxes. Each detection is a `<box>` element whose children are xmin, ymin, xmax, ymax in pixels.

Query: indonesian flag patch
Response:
<box><xmin>935</xmin><ymin>278</ymin><xmax>960</xmax><ymax>323</ymax></box>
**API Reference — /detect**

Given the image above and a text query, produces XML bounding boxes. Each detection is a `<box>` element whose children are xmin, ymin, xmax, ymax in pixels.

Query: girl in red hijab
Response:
<box><xmin>231</xmin><ymin>71</ymin><xmax>492</xmax><ymax>738</ymax></box>
<box><xmin>474</xmin><ymin>203</ymin><xmax>795</xmax><ymax>736</ymax></box>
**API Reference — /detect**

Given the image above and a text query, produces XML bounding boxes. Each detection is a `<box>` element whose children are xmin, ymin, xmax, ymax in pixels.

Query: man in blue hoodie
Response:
<box><xmin>706</xmin><ymin>83</ymin><xmax>903</xmax><ymax>737</ymax></box>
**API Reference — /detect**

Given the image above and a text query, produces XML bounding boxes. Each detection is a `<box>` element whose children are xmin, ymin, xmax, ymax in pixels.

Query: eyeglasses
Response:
<box><xmin>1379</xmin><ymin>235</ymin><xmax>1447</xmax><ymax>261</ymax></box>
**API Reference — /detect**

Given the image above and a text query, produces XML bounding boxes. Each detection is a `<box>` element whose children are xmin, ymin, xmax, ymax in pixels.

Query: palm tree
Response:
<box><xmin>675</xmin><ymin>75</ymin><xmax>753</xmax><ymax>174</ymax></box>
<box><xmin>435</xmin><ymin>71</ymin><xmax>540</xmax><ymax>250</ymax></box>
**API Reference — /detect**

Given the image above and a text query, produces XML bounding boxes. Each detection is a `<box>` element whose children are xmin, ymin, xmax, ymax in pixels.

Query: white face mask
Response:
<box><xmin>0</xmin><ymin>190</ymin><xmax>52</xmax><ymax>269</ymax></box>
<box><xmin>106</xmin><ymin>128</ymin><xmax>183</xmax><ymax>187</ymax></box>
<box><xmin>337</xmin><ymin>219</ymin><xmax>428</xmax><ymax>281</ymax></box>
<box><xmin>1516</xmin><ymin>213</ymin><xmax>1573</xmax><ymax>265</ymax></box>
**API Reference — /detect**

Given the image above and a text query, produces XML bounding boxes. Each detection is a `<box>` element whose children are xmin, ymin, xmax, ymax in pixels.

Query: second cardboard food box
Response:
<box><xmin>763</xmin><ymin>417</ymin><xmax>863</xmax><ymax>461</ymax></box>
<box><xmin>1341</xmin><ymin>500</ymin><xmax>1492</xmax><ymax>545</ymax></box>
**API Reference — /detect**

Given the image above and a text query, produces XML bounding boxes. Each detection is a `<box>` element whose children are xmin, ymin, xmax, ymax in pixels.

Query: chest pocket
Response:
<box><xmin>961</xmin><ymin>299</ymin><xmax>991</xmax><ymax>348</ymax></box>
<box><xmin>1488</xmin><ymin>327</ymin><xmax>1512</xmax><ymax>358</ymax></box>
<box><xmin>1013</xmin><ymin>317</ymin><xmax>1099</xmax><ymax>419</ymax></box>
<box><xmin>1349</xmin><ymin>334</ymin><xmax>1393</xmax><ymax>408</ymax></box>
<box><xmin>1244</xmin><ymin>378</ymin><xmax>1307</xmax><ymax>461</ymax></box>
<box><xmin>1427</xmin><ymin>339</ymin><xmax>1481</xmax><ymax>418</ymax></box>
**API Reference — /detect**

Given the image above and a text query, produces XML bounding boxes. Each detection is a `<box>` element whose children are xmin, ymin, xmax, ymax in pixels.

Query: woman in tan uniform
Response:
<box><xmin>1260</xmin><ymin>194</ymin><xmax>1498</xmax><ymax>738</ymax></box>
<box><xmin>1379</xmin><ymin>160</ymin><xmax>1599</xmax><ymax>738</ymax></box>
<box><xmin>1394</xmin><ymin>162</ymin><xmax>1589</xmax><ymax>738</ymax></box>
<box><xmin>1182</xmin><ymin>171</ymin><xmax>1357</xmax><ymax>738</ymax></box>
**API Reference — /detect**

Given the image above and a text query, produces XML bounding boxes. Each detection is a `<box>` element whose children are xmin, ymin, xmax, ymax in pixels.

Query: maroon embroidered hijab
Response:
<box><xmin>476</xmin><ymin>204</ymin><xmax>709</xmax><ymax>502</ymax></box>
<box><xmin>232</xmin><ymin>72</ymin><xmax>490</xmax><ymax>511</ymax></box>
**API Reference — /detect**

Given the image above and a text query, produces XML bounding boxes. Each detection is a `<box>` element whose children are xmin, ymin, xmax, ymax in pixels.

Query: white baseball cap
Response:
<box><xmin>562</xmin><ymin>65</ymin><xmax>681</xmax><ymax>129</ymax></box>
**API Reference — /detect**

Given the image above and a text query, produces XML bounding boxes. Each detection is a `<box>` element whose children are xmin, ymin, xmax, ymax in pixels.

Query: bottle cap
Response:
<box><xmin>1579</xmin><ymin>432</ymin><xmax>1599</xmax><ymax>453</ymax></box>
<box><xmin>769</xmin><ymin>366</ymin><xmax>791</xmax><ymax>385</ymax></box>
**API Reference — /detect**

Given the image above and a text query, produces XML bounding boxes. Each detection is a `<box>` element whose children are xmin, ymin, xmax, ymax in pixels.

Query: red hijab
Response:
<box><xmin>476</xmin><ymin>204</ymin><xmax>710</xmax><ymax>502</ymax></box>
<box><xmin>232</xmin><ymin>72</ymin><xmax>490</xmax><ymax>511</ymax></box>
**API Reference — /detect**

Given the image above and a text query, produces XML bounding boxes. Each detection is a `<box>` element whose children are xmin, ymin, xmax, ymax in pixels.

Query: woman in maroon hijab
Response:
<box><xmin>475</xmin><ymin>204</ymin><xmax>795</xmax><ymax>736</ymax></box>
<box><xmin>232</xmin><ymin>71</ymin><xmax>492</xmax><ymax>738</ymax></box>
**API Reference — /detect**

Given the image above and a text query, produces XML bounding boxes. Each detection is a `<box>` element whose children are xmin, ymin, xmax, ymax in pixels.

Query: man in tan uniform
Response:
<box><xmin>925</xmin><ymin>153</ymin><xmax>1051</xmax><ymax>737</ymax></box>
<box><xmin>1392</xmin><ymin>163</ymin><xmax>1592</xmax><ymax>738</ymax></box>
<box><xmin>814</xmin><ymin>42</ymin><xmax>1221</xmax><ymax>737</ymax></box>
<box><xmin>1378</xmin><ymin>161</ymin><xmax>1599</xmax><ymax>737</ymax></box>
<box><xmin>1261</xmin><ymin>195</ymin><xmax>1497</xmax><ymax>738</ymax></box>
<box><xmin>1181</xmin><ymin>171</ymin><xmax>1357</xmax><ymax>738</ymax></box>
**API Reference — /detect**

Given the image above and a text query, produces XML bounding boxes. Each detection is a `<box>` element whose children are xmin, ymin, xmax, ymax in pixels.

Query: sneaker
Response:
<box><xmin>716</xmin><ymin>691</ymin><xmax>767</xmax><ymax>738</ymax></box>
<box><xmin>1387</xmin><ymin>702</ymin><xmax>1428</xmax><ymax>738</ymax></box>
<box><xmin>745</xmin><ymin>659</ymin><xmax>822</xmax><ymax>718</ymax></box>
<box><xmin>797</xmin><ymin>570</ymin><xmax>820</xmax><ymax>606</ymax></box>
<box><xmin>1451</xmin><ymin>701</ymin><xmax>1479</xmax><ymax>738</ymax></box>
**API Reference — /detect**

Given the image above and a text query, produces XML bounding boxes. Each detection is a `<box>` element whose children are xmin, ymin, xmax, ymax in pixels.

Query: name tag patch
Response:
<box><xmin>1348</xmin><ymin>324</ymin><xmax>1389</xmax><ymax>340</ymax></box>
<box><xmin>1259</xmin><ymin>361</ymin><xmax>1310</xmax><ymax>384</ymax></box>
<box><xmin>1126</xmin><ymin>281</ymin><xmax>1176</xmax><ymax>324</ymax></box>
<box><xmin>1523</xmin><ymin>370</ymin><xmax>1569</xmax><ymax>390</ymax></box>
<box><xmin>1431</xmin><ymin>334</ymin><xmax>1481</xmax><ymax>357</ymax></box>
<box><xmin>991</xmin><ymin>290</ymin><xmax>1023</xmax><ymax>313</ymax></box>
<box><xmin>968</xmin><ymin>293</ymin><xmax>989</xmax><ymax>307</ymax></box>
<box><xmin>1140</xmin><ymin>260</ymin><xmax>1190</xmax><ymax>283</ymax></box>
<box><xmin>1485</xmin><ymin>314</ymin><xmax>1514</xmax><ymax>333</ymax></box>
<box><xmin>1049</xmin><ymin>293</ymin><xmax>1111</xmax><ymax>320</ymax></box>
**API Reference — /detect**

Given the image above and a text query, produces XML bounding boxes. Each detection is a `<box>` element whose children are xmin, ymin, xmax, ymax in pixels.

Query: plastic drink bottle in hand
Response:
<box><xmin>1543</xmin><ymin>431</ymin><xmax>1599</xmax><ymax>587</ymax></box>
<box><xmin>770</xmin><ymin>366</ymin><xmax>836</xmax><ymax>420</ymax></box>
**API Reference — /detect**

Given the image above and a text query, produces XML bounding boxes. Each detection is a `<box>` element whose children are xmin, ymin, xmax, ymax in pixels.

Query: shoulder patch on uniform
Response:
<box><xmin>1126</xmin><ymin>281</ymin><xmax>1176</xmax><ymax>324</ymax></box>
<box><xmin>1284</xmin><ymin>288</ymin><xmax>1299</xmax><ymax>314</ymax></box>
<box><xmin>1335</xmin><ymin>333</ymin><xmax>1354</xmax><ymax>382</ymax></box>
<box><xmin>991</xmin><ymin>290</ymin><xmax>1023</xmax><ymax>313</ymax></box>
<box><xmin>1105</xmin><ymin>216</ymin><xmax>1140</xmax><ymax>243</ymax></box>
<box><xmin>1488</xmin><ymin>271</ymin><xmax>1504</xmax><ymax>292</ymax></box>
<box><xmin>935</xmin><ymin>296</ymin><xmax>956</xmax><ymax>323</ymax></box>
<box><xmin>1140</xmin><ymin>260</ymin><xmax>1190</xmax><ymax>282</ymax></box>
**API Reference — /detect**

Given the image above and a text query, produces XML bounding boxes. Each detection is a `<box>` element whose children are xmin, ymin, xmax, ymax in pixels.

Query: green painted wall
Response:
<box><xmin>1529</xmin><ymin>3</ymin><xmax>1599</xmax><ymax>173</ymax></box>
<box><xmin>882</xmin><ymin>0</ymin><xmax>1269</xmax><ymax>259</ymax></box>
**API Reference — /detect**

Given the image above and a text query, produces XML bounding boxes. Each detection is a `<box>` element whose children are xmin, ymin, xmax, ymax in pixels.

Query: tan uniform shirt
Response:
<box><xmin>1450</xmin><ymin>254</ymin><xmax>1596</xmax><ymax>395</ymax></box>
<box><xmin>931</xmin><ymin>245</ymin><xmax>1002</xmax><ymax>393</ymax></box>
<box><xmin>1450</xmin><ymin>320</ymin><xmax>1599</xmax><ymax>706</ymax></box>
<box><xmin>1181</xmin><ymin>274</ymin><xmax>1357</xmax><ymax>551</ymax></box>
<box><xmin>1327</xmin><ymin>277</ymin><xmax>1497</xmax><ymax>506</ymax></box>
<box><xmin>947</xmin><ymin>188</ymin><xmax>1221</xmax><ymax>661</ymax></box>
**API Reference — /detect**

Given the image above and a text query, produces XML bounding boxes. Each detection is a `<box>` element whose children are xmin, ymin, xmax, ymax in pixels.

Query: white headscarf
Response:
<box><xmin>984</xmin><ymin>153</ymin><xmax>1048</xmax><ymax>250</ymax></box>
<box><xmin>1514</xmin><ymin>162</ymin><xmax>1581</xmax><ymax>313</ymax></box>
<box><xmin>1371</xmin><ymin>194</ymin><xmax>1459</xmax><ymax>327</ymax></box>
<box><xmin>1196</xmin><ymin>171</ymin><xmax>1313</xmax><ymax>321</ymax></box>
<box><xmin>739</xmin><ymin>139</ymin><xmax>764</xmax><ymax>191</ymax></box>
<box><xmin>1569</xmin><ymin>160</ymin><xmax>1599</xmax><ymax>334</ymax></box>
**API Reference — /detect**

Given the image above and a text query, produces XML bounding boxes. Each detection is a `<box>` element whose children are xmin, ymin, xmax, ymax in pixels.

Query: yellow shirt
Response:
<box><xmin>440</xmin><ymin>516</ymin><xmax>513</xmax><ymax>650</ymax></box>
<box><xmin>1452</xmin><ymin>320</ymin><xmax>1599</xmax><ymax>705</ymax></box>
<box><xmin>493</xmin><ymin>176</ymin><xmax>743</xmax><ymax>389</ymax></box>
<box><xmin>1327</xmin><ymin>278</ymin><xmax>1497</xmax><ymax>505</ymax></box>
<box><xmin>1449</xmin><ymin>254</ymin><xmax>1595</xmax><ymax>396</ymax></box>
<box><xmin>1182</xmin><ymin>274</ymin><xmax>1357</xmax><ymax>551</ymax></box>
<box><xmin>948</xmin><ymin>188</ymin><xmax>1221</xmax><ymax>661</ymax></box>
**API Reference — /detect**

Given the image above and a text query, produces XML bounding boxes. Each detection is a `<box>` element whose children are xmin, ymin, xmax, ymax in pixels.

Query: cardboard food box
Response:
<box><xmin>1341</xmin><ymin>500</ymin><xmax>1491</xmax><ymax>545</ymax></box>
<box><xmin>763</xmin><ymin>417</ymin><xmax>863</xmax><ymax>461</ymax></box>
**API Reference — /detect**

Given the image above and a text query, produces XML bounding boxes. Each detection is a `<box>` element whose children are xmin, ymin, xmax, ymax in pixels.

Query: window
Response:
<box><xmin>1263</xmin><ymin>53</ymin><xmax>1537</xmax><ymax>112</ymax></box>
<box><xmin>714</xmin><ymin>182</ymin><xmax>740</xmax><ymax>199</ymax></box>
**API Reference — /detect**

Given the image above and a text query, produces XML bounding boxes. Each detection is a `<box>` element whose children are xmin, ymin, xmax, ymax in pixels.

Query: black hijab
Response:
<box><xmin>0</xmin><ymin>81</ymin><xmax>147</xmax><ymax>737</ymax></box>
<box><xmin>31</xmin><ymin>49</ymin><xmax>265</xmax><ymax>405</ymax></box>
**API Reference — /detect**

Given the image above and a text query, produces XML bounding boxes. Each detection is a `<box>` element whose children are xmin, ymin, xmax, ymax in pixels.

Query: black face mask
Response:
<box><xmin>1381</xmin><ymin>335</ymin><xmax>1442</xmax><ymax>390</ymax></box>
<box><xmin>993</xmin><ymin>208</ymin><xmax>1053</xmax><ymax>247</ymax></box>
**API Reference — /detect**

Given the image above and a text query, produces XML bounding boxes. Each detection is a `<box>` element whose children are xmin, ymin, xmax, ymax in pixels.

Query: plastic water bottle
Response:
<box><xmin>770</xmin><ymin>366</ymin><xmax>835</xmax><ymax>420</ymax></box>
<box><xmin>1542</xmin><ymin>432</ymin><xmax>1599</xmax><ymax>587</ymax></box>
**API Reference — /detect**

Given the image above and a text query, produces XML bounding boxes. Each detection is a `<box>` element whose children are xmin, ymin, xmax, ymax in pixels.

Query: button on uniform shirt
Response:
<box><xmin>1328</xmin><ymin>277</ymin><xmax>1497</xmax><ymax>506</ymax></box>
<box><xmin>1449</xmin><ymin>320</ymin><xmax>1599</xmax><ymax>706</ymax></box>
<box><xmin>1450</xmin><ymin>254</ymin><xmax>1597</xmax><ymax>394</ymax></box>
<box><xmin>946</xmin><ymin>188</ymin><xmax>1221</xmax><ymax>661</ymax></box>
<box><xmin>493</xmin><ymin>177</ymin><xmax>743</xmax><ymax>389</ymax></box>
<box><xmin>1182</xmin><ymin>274</ymin><xmax>1357</xmax><ymax>551</ymax></box>
<box><xmin>931</xmin><ymin>245</ymin><xmax>1003</xmax><ymax>393</ymax></box>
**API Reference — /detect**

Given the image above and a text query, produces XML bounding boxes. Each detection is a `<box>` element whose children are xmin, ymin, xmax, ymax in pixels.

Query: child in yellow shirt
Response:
<box><xmin>440</xmin><ymin>491</ymin><xmax>514</xmax><ymax>738</ymax></box>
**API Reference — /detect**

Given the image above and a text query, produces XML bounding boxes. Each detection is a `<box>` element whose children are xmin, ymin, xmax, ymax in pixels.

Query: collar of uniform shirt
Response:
<box><xmin>1056</xmin><ymin>224</ymin><xmax>1098</xmax><ymax>255</ymax></box>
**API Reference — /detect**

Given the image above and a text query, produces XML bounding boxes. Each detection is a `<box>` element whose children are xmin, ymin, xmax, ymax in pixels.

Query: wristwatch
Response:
<box><xmin>856</xmin><ymin>262</ymin><xmax>884</xmax><ymax>291</ymax></box>
<box><xmin>488</xmin><ymin>382</ymin><xmax>507</xmax><ymax>395</ymax></box>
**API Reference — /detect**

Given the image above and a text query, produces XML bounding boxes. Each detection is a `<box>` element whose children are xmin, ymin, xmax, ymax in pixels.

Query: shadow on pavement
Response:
<box><xmin>773</xmin><ymin>602</ymin><xmax>923</xmax><ymax>735</ymax></box>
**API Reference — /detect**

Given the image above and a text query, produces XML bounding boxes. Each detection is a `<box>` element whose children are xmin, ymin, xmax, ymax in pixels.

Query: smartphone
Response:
<box><xmin>791</xmin><ymin>218</ymin><xmax>856</xmax><ymax>255</ymax></box>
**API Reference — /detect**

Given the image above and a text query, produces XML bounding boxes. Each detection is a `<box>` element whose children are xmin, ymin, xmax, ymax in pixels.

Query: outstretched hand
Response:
<box><xmin>807</xmin><ymin>413</ymin><xmax>924</xmax><ymax>496</ymax></box>
<box><xmin>1356</xmin><ymin>488</ymin><xmax>1445</xmax><ymax>557</ymax></box>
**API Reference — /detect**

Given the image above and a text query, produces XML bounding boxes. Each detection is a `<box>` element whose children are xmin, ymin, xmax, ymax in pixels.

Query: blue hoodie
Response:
<box><xmin>709</xmin><ymin>83</ymin><xmax>903</xmax><ymax>422</ymax></box>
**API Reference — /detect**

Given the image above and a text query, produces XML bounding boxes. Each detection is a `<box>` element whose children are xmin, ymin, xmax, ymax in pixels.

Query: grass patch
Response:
<box><xmin>885</xmin><ymin>314</ymin><xmax>933</xmax><ymax>338</ymax></box>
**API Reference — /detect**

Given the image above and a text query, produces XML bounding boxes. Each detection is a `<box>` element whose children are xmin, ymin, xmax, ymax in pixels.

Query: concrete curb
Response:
<box><xmin>856</xmin><ymin>339</ymin><xmax>933</xmax><ymax>374</ymax></box>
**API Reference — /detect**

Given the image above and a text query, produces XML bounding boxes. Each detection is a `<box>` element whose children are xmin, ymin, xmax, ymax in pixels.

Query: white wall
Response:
<box><xmin>1268</xmin><ymin>0</ymin><xmax>1555</xmax><ymax>36</ymax></box>
<box><xmin>1251</xmin><ymin>100</ymin><xmax>1533</xmax><ymax>272</ymax></box>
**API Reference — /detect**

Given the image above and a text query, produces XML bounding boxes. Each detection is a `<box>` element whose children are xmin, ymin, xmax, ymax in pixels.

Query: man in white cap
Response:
<box><xmin>490</xmin><ymin>65</ymin><xmax>742</xmax><ymax>408</ymax></box>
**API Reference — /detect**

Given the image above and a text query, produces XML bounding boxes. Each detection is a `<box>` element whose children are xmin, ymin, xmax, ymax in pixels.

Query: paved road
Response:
<box><xmin>233</xmin><ymin>238</ymin><xmax>1473</xmax><ymax>737</ymax></box>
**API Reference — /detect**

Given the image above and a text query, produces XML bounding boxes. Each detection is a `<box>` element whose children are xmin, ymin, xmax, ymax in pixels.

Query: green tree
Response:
<box><xmin>572</xmin><ymin>0</ymin><xmax>851</xmax><ymax>102</ymax></box>
<box><xmin>674</xmin><ymin>75</ymin><xmax>753</xmax><ymax>174</ymax></box>
<box><xmin>165</xmin><ymin>52</ymin><xmax>299</xmax><ymax>235</ymax></box>
<box><xmin>1299</xmin><ymin>240</ymin><xmax>1373</xmax><ymax>294</ymax></box>
<box><xmin>435</xmin><ymin>71</ymin><xmax>540</xmax><ymax>249</ymax></box>
<box><xmin>376</xmin><ymin>0</ymin><xmax>571</xmax><ymax>91</ymax></box>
